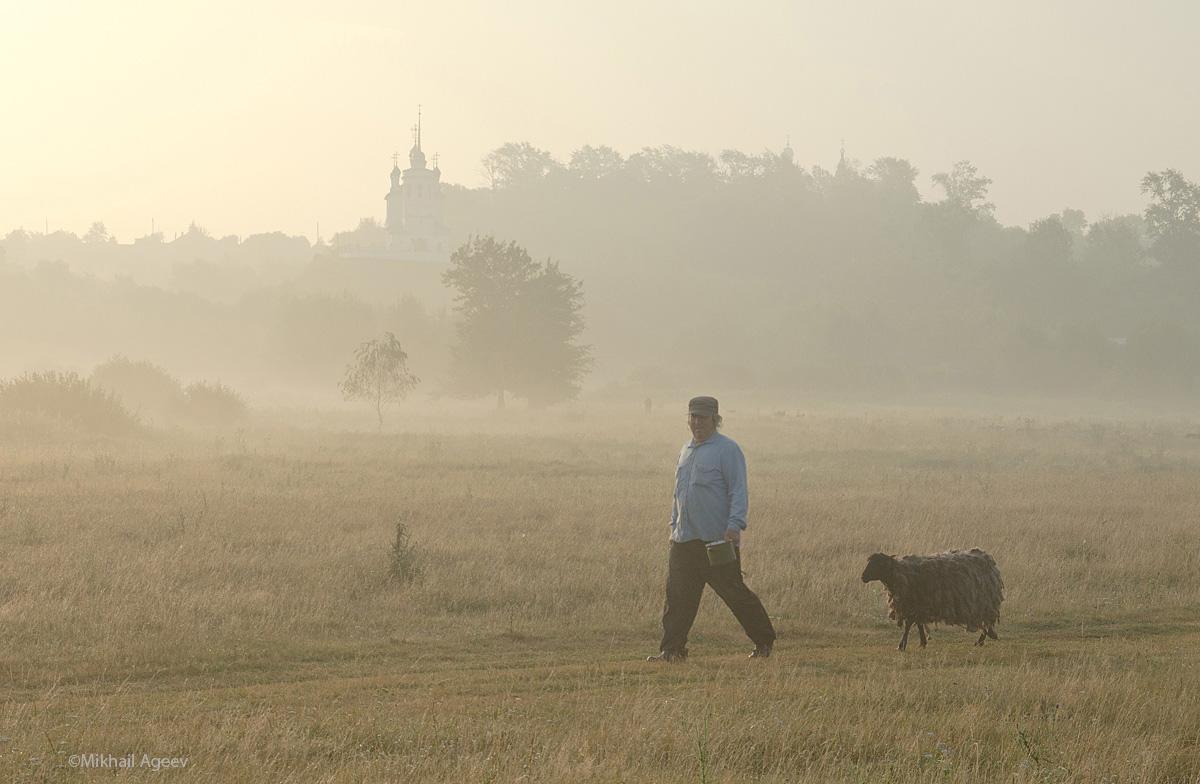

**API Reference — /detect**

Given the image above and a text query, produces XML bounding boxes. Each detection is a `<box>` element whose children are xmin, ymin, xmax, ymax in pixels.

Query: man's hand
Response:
<box><xmin>725</xmin><ymin>528</ymin><xmax>741</xmax><ymax>545</ymax></box>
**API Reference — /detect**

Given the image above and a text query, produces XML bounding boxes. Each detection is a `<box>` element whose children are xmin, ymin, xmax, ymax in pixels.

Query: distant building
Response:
<box><xmin>385</xmin><ymin>112</ymin><xmax>450</xmax><ymax>263</ymax></box>
<box><xmin>336</xmin><ymin>111</ymin><xmax>450</xmax><ymax>263</ymax></box>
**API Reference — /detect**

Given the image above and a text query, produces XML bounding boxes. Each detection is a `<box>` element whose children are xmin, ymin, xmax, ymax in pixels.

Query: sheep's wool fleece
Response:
<box><xmin>884</xmin><ymin>549</ymin><xmax>1003</xmax><ymax>631</ymax></box>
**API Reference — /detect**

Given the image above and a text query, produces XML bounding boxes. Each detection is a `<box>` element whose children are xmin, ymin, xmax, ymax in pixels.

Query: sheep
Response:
<box><xmin>860</xmin><ymin>548</ymin><xmax>1003</xmax><ymax>651</ymax></box>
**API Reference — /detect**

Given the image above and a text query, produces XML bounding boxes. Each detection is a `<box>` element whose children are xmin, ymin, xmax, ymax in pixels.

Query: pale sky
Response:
<box><xmin>4</xmin><ymin>0</ymin><xmax>1199</xmax><ymax>244</ymax></box>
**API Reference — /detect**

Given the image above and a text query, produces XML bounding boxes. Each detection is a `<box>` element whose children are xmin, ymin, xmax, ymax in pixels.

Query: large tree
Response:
<box><xmin>1025</xmin><ymin>216</ymin><xmax>1073</xmax><ymax>267</ymax></box>
<box><xmin>625</xmin><ymin>145</ymin><xmax>720</xmax><ymax>187</ymax></box>
<box><xmin>83</xmin><ymin>221</ymin><xmax>110</xmax><ymax>244</ymax></box>
<box><xmin>867</xmin><ymin>157</ymin><xmax>921</xmax><ymax>210</ymax></box>
<box><xmin>442</xmin><ymin>236</ymin><xmax>591</xmax><ymax>408</ymax></box>
<box><xmin>478</xmin><ymin>142</ymin><xmax>563</xmax><ymax>189</ymax></box>
<box><xmin>931</xmin><ymin>160</ymin><xmax>995</xmax><ymax>218</ymax></box>
<box><xmin>1141</xmin><ymin>168</ymin><xmax>1200</xmax><ymax>268</ymax></box>
<box><xmin>569</xmin><ymin>145</ymin><xmax>625</xmax><ymax>179</ymax></box>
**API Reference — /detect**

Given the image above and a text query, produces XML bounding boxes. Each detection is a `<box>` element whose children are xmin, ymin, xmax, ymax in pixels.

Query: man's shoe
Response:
<box><xmin>646</xmin><ymin>648</ymin><xmax>687</xmax><ymax>663</ymax></box>
<box><xmin>749</xmin><ymin>643</ymin><xmax>773</xmax><ymax>659</ymax></box>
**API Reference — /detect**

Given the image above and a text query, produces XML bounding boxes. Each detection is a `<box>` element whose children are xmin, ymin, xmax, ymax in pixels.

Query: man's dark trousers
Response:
<box><xmin>659</xmin><ymin>538</ymin><xmax>776</xmax><ymax>654</ymax></box>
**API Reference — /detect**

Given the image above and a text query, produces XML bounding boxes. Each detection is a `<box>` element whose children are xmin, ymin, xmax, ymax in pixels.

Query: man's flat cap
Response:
<box><xmin>687</xmin><ymin>396</ymin><xmax>719</xmax><ymax>417</ymax></box>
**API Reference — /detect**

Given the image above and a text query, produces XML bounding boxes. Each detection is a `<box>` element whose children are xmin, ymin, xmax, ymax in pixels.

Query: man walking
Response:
<box><xmin>648</xmin><ymin>396</ymin><xmax>776</xmax><ymax>662</ymax></box>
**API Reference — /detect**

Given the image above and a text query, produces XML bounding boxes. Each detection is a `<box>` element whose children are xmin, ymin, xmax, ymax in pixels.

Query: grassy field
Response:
<box><xmin>2</xmin><ymin>408</ymin><xmax>1200</xmax><ymax>782</ymax></box>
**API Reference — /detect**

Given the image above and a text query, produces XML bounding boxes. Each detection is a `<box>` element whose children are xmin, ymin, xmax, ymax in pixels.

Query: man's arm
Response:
<box><xmin>669</xmin><ymin>446</ymin><xmax>684</xmax><ymax>542</ymax></box>
<box><xmin>723</xmin><ymin>442</ymin><xmax>748</xmax><ymax>543</ymax></box>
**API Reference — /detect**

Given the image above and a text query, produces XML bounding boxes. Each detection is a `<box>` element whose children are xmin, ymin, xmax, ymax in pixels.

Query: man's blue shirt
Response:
<box><xmin>670</xmin><ymin>431</ymin><xmax>749</xmax><ymax>543</ymax></box>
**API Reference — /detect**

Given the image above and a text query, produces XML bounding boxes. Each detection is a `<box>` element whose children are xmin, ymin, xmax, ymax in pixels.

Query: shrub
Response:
<box><xmin>183</xmin><ymin>380</ymin><xmax>249</xmax><ymax>426</ymax></box>
<box><xmin>0</xmin><ymin>371</ymin><xmax>139</xmax><ymax>434</ymax></box>
<box><xmin>91</xmin><ymin>355</ymin><xmax>186</xmax><ymax>424</ymax></box>
<box><xmin>388</xmin><ymin>522</ymin><xmax>425</xmax><ymax>585</ymax></box>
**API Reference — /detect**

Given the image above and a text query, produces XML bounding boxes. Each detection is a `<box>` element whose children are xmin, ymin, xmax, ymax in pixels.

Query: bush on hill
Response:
<box><xmin>91</xmin><ymin>355</ymin><xmax>186</xmax><ymax>424</ymax></box>
<box><xmin>183</xmin><ymin>380</ymin><xmax>249</xmax><ymax>426</ymax></box>
<box><xmin>0</xmin><ymin>371</ymin><xmax>140</xmax><ymax>434</ymax></box>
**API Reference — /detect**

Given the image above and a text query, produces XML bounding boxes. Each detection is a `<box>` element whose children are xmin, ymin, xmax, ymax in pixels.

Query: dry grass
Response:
<box><xmin>2</xmin><ymin>409</ymin><xmax>1200</xmax><ymax>781</ymax></box>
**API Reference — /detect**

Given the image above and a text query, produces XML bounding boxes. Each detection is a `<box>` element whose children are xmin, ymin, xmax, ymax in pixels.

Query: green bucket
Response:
<box><xmin>705</xmin><ymin>540</ymin><xmax>737</xmax><ymax>566</ymax></box>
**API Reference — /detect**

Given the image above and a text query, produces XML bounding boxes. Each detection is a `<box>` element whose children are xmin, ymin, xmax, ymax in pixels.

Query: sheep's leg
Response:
<box><xmin>987</xmin><ymin>628</ymin><xmax>998</xmax><ymax>640</ymax></box>
<box><xmin>918</xmin><ymin>624</ymin><xmax>928</xmax><ymax>648</ymax></box>
<box><xmin>975</xmin><ymin>631</ymin><xmax>986</xmax><ymax>646</ymax></box>
<box><xmin>898</xmin><ymin>621</ymin><xmax>912</xmax><ymax>651</ymax></box>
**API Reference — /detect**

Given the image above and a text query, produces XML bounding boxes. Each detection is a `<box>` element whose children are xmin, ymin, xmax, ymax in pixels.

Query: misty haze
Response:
<box><xmin>4</xmin><ymin>2</ymin><xmax>1200</xmax><ymax>782</ymax></box>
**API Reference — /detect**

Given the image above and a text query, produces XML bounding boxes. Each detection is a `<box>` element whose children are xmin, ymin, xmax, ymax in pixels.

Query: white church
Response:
<box><xmin>338</xmin><ymin>113</ymin><xmax>450</xmax><ymax>263</ymax></box>
<box><xmin>385</xmin><ymin>113</ymin><xmax>450</xmax><ymax>263</ymax></box>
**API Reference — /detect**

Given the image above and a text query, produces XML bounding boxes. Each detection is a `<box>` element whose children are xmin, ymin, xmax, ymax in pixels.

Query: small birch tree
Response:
<box><xmin>340</xmin><ymin>332</ymin><xmax>419</xmax><ymax>430</ymax></box>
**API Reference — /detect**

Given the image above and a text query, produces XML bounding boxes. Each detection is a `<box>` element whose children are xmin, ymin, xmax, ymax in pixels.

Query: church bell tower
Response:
<box><xmin>385</xmin><ymin>108</ymin><xmax>450</xmax><ymax>262</ymax></box>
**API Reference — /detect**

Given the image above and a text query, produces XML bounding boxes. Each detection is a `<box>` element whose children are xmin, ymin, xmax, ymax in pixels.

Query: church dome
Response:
<box><xmin>409</xmin><ymin>143</ymin><xmax>426</xmax><ymax>169</ymax></box>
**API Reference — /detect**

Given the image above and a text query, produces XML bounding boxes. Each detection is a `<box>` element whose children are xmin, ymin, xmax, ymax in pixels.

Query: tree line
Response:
<box><xmin>0</xmin><ymin>229</ymin><xmax>591</xmax><ymax>414</ymax></box>
<box><xmin>446</xmin><ymin>141</ymin><xmax>1200</xmax><ymax>402</ymax></box>
<box><xmin>5</xmin><ymin>139</ymin><xmax>1200</xmax><ymax>407</ymax></box>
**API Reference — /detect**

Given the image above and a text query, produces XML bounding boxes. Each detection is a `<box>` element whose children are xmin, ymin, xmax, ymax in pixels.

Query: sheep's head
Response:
<box><xmin>861</xmin><ymin>553</ymin><xmax>894</xmax><ymax>584</ymax></box>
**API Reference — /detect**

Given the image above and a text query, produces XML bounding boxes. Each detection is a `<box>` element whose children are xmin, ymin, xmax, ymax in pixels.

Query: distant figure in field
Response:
<box><xmin>647</xmin><ymin>396</ymin><xmax>776</xmax><ymax>662</ymax></box>
<box><xmin>644</xmin><ymin>397</ymin><xmax>653</xmax><ymax>414</ymax></box>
